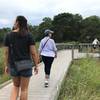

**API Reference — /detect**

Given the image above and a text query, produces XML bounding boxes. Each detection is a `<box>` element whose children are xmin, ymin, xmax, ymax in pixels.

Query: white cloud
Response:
<box><xmin>0</xmin><ymin>0</ymin><xmax>100</xmax><ymax>28</ymax></box>
<box><xmin>0</xmin><ymin>19</ymin><xmax>10</xmax><ymax>25</ymax></box>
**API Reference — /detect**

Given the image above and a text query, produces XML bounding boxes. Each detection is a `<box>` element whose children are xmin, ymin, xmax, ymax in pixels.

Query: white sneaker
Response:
<box><xmin>44</xmin><ymin>80</ymin><xmax>49</xmax><ymax>87</ymax></box>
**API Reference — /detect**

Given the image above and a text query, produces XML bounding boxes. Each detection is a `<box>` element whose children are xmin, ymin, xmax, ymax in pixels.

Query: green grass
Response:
<box><xmin>0</xmin><ymin>48</ymin><xmax>5</xmax><ymax>75</ymax></box>
<box><xmin>0</xmin><ymin>75</ymin><xmax>11</xmax><ymax>85</ymax></box>
<box><xmin>35</xmin><ymin>42</ymin><xmax>40</xmax><ymax>50</ymax></box>
<box><xmin>0</xmin><ymin>47</ymin><xmax>11</xmax><ymax>85</ymax></box>
<box><xmin>0</xmin><ymin>42</ymin><xmax>40</xmax><ymax>85</ymax></box>
<box><xmin>58</xmin><ymin>58</ymin><xmax>100</xmax><ymax>100</ymax></box>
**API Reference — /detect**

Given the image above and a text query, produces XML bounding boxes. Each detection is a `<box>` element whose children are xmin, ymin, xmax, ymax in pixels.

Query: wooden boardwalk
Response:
<box><xmin>0</xmin><ymin>50</ymin><xmax>72</xmax><ymax>100</ymax></box>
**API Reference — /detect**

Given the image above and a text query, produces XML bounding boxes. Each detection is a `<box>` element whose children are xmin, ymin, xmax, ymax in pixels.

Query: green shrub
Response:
<box><xmin>0</xmin><ymin>48</ymin><xmax>4</xmax><ymax>75</ymax></box>
<box><xmin>0</xmin><ymin>74</ymin><xmax>11</xmax><ymax>85</ymax></box>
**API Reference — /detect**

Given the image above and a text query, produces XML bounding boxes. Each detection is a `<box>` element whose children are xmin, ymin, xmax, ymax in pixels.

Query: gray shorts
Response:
<box><xmin>9</xmin><ymin>66</ymin><xmax>32</xmax><ymax>77</ymax></box>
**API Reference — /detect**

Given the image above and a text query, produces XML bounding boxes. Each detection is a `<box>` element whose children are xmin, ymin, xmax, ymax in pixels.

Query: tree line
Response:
<box><xmin>0</xmin><ymin>12</ymin><xmax>100</xmax><ymax>44</ymax></box>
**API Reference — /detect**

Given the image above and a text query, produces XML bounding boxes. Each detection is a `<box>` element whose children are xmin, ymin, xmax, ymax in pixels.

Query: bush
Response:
<box><xmin>0</xmin><ymin>74</ymin><xmax>11</xmax><ymax>85</ymax></box>
<box><xmin>0</xmin><ymin>48</ymin><xmax>4</xmax><ymax>75</ymax></box>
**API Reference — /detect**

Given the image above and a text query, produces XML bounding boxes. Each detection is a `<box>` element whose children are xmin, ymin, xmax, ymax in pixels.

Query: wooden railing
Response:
<box><xmin>56</xmin><ymin>43</ymin><xmax>100</xmax><ymax>59</ymax></box>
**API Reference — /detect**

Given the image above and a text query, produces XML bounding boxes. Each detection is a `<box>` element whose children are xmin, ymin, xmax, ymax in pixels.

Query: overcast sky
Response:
<box><xmin>0</xmin><ymin>0</ymin><xmax>100</xmax><ymax>28</ymax></box>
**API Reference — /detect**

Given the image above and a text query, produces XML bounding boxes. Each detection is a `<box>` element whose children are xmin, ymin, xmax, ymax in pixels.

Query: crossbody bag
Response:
<box><xmin>40</xmin><ymin>38</ymin><xmax>50</xmax><ymax>53</ymax></box>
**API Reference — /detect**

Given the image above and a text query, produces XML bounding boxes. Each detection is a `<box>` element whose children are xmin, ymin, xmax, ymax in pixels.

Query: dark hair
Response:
<box><xmin>15</xmin><ymin>16</ymin><xmax>29</xmax><ymax>35</ymax></box>
<box><xmin>45</xmin><ymin>33</ymin><xmax>49</xmax><ymax>37</ymax></box>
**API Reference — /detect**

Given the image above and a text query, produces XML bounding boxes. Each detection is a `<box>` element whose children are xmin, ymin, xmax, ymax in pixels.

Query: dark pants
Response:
<box><xmin>42</xmin><ymin>56</ymin><xmax>54</xmax><ymax>76</ymax></box>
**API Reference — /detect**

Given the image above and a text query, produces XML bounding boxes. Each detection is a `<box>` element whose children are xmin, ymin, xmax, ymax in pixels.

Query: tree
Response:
<box><xmin>80</xmin><ymin>16</ymin><xmax>100</xmax><ymax>42</ymax></box>
<box><xmin>0</xmin><ymin>28</ymin><xmax>11</xmax><ymax>44</ymax></box>
<box><xmin>52</xmin><ymin>13</ymin><xmax>73</xmax><ymax>42</ymax></box>
<box><xmin>38</xmin><ymin>17</ymin><xmax>53</xmax><ymax>40</ymax></box>
<box><xmin>71</xmin><ymin>14</ymin><xmax>83</xmax><ymax>41</ymax></box>
<box><xmin>29</xmin><ymin>25</ymin><xmax>39</xmax><ymax>41</ymax></box>
<box><xmin>0</xmin><ymin>13</ymin><xmax>100</xmax><ymax>43</ymax></box>
<box><xmin>52</xmin><ymin>13</ymin><xmax>83</xmax><ymax>42</ymax></box>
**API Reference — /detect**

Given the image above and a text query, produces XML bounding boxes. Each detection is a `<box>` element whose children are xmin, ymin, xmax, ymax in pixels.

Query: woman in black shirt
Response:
<box><xmin>4</xmin><ymin>16</ymin><xmax>39</xmax><ymax>100</ymax></box>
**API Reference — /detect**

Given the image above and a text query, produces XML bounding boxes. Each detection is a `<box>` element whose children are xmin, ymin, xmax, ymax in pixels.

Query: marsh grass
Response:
<box><xmin>58</xmin><ymin>58</ymin><xmax>100</xmax><ymax>100</ymax></box>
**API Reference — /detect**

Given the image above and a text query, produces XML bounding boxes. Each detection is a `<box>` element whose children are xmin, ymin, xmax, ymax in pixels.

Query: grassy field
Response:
<box><xmin>58</xmin><ymin>58</ymin><xmax>100</xmax><ymax>100</ymax></box>
<box><xmin>0</xmin><ymin>47</ymin><xmax>11</xmax><ymax>85</ymax></box>
<box><xmin>0</xmin><ymin>42</ymin><xmax>40</xmax><ymax>85</ymax></box>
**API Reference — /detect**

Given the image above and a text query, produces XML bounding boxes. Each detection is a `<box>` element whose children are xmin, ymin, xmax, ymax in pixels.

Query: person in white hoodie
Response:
<box><xmin>92</xmin><ymin>38</ymin><xmax>99</xmax><ymax>52</ymax></box>
<box><xmin>39</xmin><ymin>29</ymin><xmax>57</xmax><ymax>87</ymax></box>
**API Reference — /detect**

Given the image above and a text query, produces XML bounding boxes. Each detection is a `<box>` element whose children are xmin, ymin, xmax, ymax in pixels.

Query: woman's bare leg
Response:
<box><xmin>20</xmin><ymin>77</ymin><xmax>30</xmax><ymax>100</ymax></box>
<box><xmin>45</xmin><ymin>74</ymin><xmax>49</xmax><ymax>80</ymax></box>
<box><xmin>10</xmin><ymin>77</ymin><xmax>20</xmax><ymax>100</ymax></box>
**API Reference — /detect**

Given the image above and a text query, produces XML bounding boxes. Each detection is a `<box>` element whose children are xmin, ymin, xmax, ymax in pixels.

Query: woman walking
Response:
<box><xmin>4</xmin><ymin>16</ymin><xmax>39</xmax><ymax>100</ymax></box>
<box><xmin>39</xmin><ymin>29</ymin><xmax>57</xmax><ymax>87</ymax></box>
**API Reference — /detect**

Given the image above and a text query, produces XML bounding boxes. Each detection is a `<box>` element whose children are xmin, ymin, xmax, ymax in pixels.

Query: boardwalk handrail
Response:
<box><xmin>56</xmin><ymin>43</ymin><xmax>100</xmax><ymax>59</ymax></box>
<box><xmin>56</xmin><ymin>43</ymin><xmax>100</xmax><ymax>49</ymax></box>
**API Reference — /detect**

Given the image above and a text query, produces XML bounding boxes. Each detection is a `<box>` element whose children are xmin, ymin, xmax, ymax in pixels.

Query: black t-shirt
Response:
<box><xmin>4</xmin><ymin>32</ymin><xmax>35</xmax><ymax>64</ymax></box>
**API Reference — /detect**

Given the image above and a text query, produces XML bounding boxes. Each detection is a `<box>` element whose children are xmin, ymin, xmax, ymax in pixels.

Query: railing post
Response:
<box><xmin>72</xmin><ymin>45</ymin><xmax>74</xmax><ymax>60</ymax></box>
<box><xmin>99</xmin><ymin>44</ymin><xmax>100</xmax><ymax>59</ymax></box>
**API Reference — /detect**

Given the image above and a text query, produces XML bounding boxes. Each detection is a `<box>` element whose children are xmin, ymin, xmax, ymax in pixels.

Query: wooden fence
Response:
<box><xmin>56</xmin><ymin>43</ymin><xmax>100</xmax><ymax>59</ymax></box>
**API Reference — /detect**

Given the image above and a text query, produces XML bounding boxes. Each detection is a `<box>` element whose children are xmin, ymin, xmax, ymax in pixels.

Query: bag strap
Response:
<box><xmin>40</xmin><ymin>38</ymin><xmax>50</xmax><ymax>53</ymax></box>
